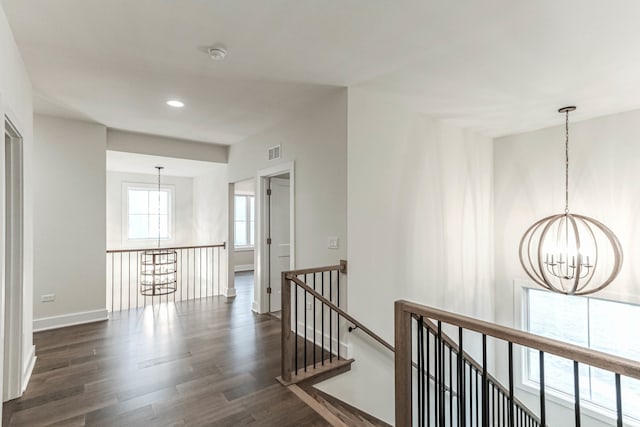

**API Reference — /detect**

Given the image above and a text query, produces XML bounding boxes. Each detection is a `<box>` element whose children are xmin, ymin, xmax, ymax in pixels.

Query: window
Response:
<box><xmin>525</xmin><ymin>288</ymin><xmax>640</xmax><ymax>421</ymax></box>
<box><xmin>127</xmin><ymin>186</ymin><xmax>172</xmax><ymax>240</ymax></box>
<box><xmin>234</xmin><ymin>195</ymin><xmax>254</xmax><ymax>248</ymax></box>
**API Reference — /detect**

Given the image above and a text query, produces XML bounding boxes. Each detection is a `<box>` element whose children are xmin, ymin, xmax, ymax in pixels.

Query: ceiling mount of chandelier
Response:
<box><xmin>518</xmin><ymin>106</ymin><xmax>623</xmax><ymax>296</ymax></box>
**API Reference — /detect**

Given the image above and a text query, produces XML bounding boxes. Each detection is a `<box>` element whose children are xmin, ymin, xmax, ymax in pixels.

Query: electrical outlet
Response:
<box><xmin>41</xmin><ymin>294</ymin><xmax>55</xmax><ymax>303</ymax></box>
<box><xmin>328</xmin><ymin>236</ymin><xmax>339</xmax><ymax>249</ymax></box>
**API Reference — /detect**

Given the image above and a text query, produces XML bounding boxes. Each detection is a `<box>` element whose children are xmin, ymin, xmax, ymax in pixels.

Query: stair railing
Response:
<box><xmin>395</xmin><ymin>300</ymin><xmax>640</xmax><ymax>427</ymax></box>
<box><xmin>106</xmin><ymin>243</ymin><xmax>226</xmax><ymax>311</ymax></box>
<box><xmin>280</xmin><ymin>261</ymin><xmax>394</xmax><ymax>384</ymax></box>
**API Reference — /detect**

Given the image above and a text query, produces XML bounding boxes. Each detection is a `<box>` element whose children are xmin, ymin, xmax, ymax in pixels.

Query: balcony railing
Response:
<box><xmin>106</xmin><ymin>243</ymin><xmax>226</xmax><ymax>312</ymax></box>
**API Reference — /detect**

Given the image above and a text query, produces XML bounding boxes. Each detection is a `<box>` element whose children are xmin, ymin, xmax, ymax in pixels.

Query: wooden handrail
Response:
<box><xmin>398</xmin><ymin>300</ymin><xmax>640</xmax><ymax>380</ymax></box>
<box><xmin>107</xmin><ymin>243</ymin><xmax>226</xmax><ymax>253</ymax></box>
<box><xmin>285</xmin><ymin>274</ymin><xmax>394</xmax><ymax>353</ymax></box>
<box><xmin>285</xmin><ymin>260</ymin><xmax>347</xmax><ymax>276</ymax></box>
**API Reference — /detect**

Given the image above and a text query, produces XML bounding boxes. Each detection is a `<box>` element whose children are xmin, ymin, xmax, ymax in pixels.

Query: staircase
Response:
<box><xmin>278</xmin><ymin>262</ymin><xmax>640</xmax><ymax>427</ymax></box>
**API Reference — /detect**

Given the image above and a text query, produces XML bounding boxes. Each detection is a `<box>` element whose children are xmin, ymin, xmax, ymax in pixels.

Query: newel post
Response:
<box><xmin>281</xmin><ymin>272</ymin><xmax>293</xmax><ymax>383</ymax></box>
<box><xmin>395</xmin><ymin>301</ymin><xmax>412</xmax><ymax>427</ymax></box>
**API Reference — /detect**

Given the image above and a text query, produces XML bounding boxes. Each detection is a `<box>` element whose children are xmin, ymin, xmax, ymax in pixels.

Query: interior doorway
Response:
<box><xmin>231</xmin><ymin>178</ymin><xmax>256</xmax><ymax>307</ymax></box>
<box><xmin>255</xmin><ymin>161</ymin><xmax>294</xmax><ymax>314</ymax></box>
<box><xmin>3</xmin><ymin>118</ymin><xmax>24</xmax><ymax>402</ymax></box>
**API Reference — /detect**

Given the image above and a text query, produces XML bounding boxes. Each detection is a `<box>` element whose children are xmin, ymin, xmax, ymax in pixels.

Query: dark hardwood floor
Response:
<box><xmin>3</xmin><ymin>272</ymin><xmax>330</xmax><ymax>426</ymax></box>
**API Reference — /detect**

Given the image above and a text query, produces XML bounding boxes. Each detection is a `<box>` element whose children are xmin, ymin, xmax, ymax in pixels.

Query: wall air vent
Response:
<box><xmin>268</xmin><ymin>145</ymin><xmax>281</xmax><ymax>161</ymax></box>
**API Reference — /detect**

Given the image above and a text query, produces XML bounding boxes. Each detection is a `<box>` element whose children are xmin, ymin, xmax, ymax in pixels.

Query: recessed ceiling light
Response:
<box><xmin>166</xmin><ymin>100</ymin><xmax>185</xmax><ymax>108</ymax></box>
<box><xmin>208</xmin><ymin>47</ymin><xmax>227</xmax><ymax>61</ymax></box>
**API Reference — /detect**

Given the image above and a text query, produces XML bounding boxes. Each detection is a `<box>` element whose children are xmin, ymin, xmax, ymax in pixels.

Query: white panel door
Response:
<box><xmin>269</xmin><ymin>177</ymin><xmax>290</xmax><ymax>312</ymax></box>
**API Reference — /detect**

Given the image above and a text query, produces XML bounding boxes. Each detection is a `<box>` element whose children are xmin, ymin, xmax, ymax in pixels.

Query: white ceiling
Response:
<box><xmin>106</xmin><ymin>151</ymin><xmax>222</xmax><ymax>178</ymax></box>
<box><xmin>5</xmin><ymin>0</ymin><xmax>640</xmax><ymax>141</ymax></box>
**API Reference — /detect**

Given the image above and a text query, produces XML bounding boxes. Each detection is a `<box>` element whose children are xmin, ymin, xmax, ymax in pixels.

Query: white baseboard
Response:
<box><xmin>21</xmin><ymin>345</ymin><xmax>36</xmax><ymax>393</ymax></box>
<box><xmin>33</xmin><ymin>309</ymin><xmax>109</xmax><ymax>332</ymax></box>
<box><xmin>234</xmin><ymin>264</ymin><xmax>254</xmax><ymax>272</ymax></box>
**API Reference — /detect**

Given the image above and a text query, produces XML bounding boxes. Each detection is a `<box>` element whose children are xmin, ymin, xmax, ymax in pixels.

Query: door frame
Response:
<box><xmin>3</xmin><ymin>116</ymin><xmax>24</xmax><ymax>401</ymax></box>
<box><xmin>255</xmin><ymin>161</ymin><xmax>294</xmax><ymax>314</ymax></box>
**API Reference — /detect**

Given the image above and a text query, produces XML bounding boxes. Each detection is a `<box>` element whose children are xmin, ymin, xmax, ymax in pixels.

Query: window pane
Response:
<box><xmin>148</xmin><ymin>190</ymin><xmax>161</xmax><ymax>215</ymax></box>
<box><xmin>159</xmin><ymin>191</ymin><xmax>169</xmax><ymax>215</ymax></box>
<box><xmin>589</xmin><ymin>298</ymin><xmax>640</xmax><ymax>419</ymax></box>
<box><xmin>528</xmin><ymin>290</ymin><xmax>588</xmax><ymax>345</ymax></box>
<box><xmin>249</xmin><ymin>220</ymin><xmax>255</xmax><ymax>245</ymax></box>
<box><xmin>235</xmin><ymin>220</ymin><xmax>247</xmax><ymax>246</ymax></box>
<box><xmin>235</xmin><ymin>196</ymin><xmax>247</xmax><ymax>221</ymax></box>
<box><xmin>590</xmin><ymin>299</ymin><xmax>640</xmax><ymax>360</ymax></box>
<box><xmin>249</xmin><ymin>196</ymin><xmax>255</xmax><ymax>220</ymax></box>
<box><xmin>129</xmin><ymin>190</ymin><xmax>148</xmax><ymax>214</ymax></box>
<box><xmin>527</xmin><ymin>289</ymin><xmax>588</xmax><ymax>394</ymax></box>
<box><xmin>129</xmin><ymin>215</ymin><xmax>149</xmax><ymax>239</ymax></box>
<box><xmin>149</xmin><ymin>214</ymin><xmax>169</xmax><ymax>239</ymax></box>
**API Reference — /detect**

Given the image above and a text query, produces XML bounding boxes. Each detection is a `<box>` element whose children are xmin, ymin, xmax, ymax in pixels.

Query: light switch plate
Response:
<box><xmin>41</xmin><ymin>294</ymin><xmax>55</xmax><ymax>303</ymax></box>
<box><xmin>328</xmin><ymin>236</ymin><xmax>339</xmax><ymax>249</ymax></box>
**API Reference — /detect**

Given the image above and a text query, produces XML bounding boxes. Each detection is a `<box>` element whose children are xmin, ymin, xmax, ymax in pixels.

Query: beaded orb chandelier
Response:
<box><xmin>519</xmin><ymin>107</ymin><xmax>623</xmax><ymax>296</ymax></box>
<box><xmin>140</xmin><ymin>166</ymin><xmax>177</xmax><ymax>296</ymax></box>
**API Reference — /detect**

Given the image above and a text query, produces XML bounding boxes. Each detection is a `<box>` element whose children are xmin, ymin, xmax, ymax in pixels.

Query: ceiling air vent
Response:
<box><xmin>268</xmin><ymin>145</ymin><xmax>281</xmax><ymax>161</ymax></box>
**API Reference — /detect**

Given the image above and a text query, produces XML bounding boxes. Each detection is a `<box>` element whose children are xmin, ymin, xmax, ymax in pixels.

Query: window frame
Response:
<box><xmin>234</xmin><ymin>194</ymin><xmax>255</xmax><ymax>250</ymax></box>
<box><xmin>122</xmin><ymin>182</ymin><xmax>175</xmax><ymax>246</ymax></box>
<box><xmin>516</xmin><ymin>281</ymin><xmax>640</xmax><ymax>426</ymax></box>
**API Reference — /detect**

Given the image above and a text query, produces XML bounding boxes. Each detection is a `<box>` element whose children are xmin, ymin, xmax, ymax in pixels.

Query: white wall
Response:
<box><xmin>106</xmin><ymin>171</ymin><xmax>195</xmax><ymax>249</ymax></box>
<box><xmin>192</xmin><ymin>164</ymin><xmax>229</xmax><ymax>293</ymax></box>
<box><xmin>227</xmin><ymin>89</ymin><xmax>348</xmax><ymax>300</ymax></box>
<box><xmin>33</xmin><ymin>115</ymin><xmax>107</xmax><ymax>329</ymax></box>
<box><xmin>494</xmin><ymin>109</ymin><xmax>640</xmax><ymax>426</ymax></box>
<box><xmin>317</xmin><ymin>87</ymin><xmax>494</xmax><ymax>424</ymax></box>
<box><xmin>0</xmin><ymin>3</ymin><xmax>35</xmax><ymax>402</ymax></box>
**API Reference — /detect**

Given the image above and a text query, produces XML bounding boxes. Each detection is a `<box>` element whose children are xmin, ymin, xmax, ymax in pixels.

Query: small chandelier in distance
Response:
<box><xmin>519</xmin><ymin>106</ymin><xmax>623</xmax><ymax>296</ymax></box>
<box><xmin>140</xmin><ymin>166</ymin><xmax>177</xmax><ymax>297</ymax></box>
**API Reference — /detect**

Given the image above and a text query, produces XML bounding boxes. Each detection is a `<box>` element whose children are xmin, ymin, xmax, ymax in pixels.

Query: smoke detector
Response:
<box><xmin>208</xmin><ymin>47</ymin><xmax>227</xmax><ymax>61</ymax></box>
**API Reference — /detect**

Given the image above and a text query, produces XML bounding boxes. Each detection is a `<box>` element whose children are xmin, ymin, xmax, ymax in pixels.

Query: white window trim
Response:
<box><xmin>234</xmin><ymin>194</ymin><xmax>255</xmax><ymax>250</ymax></box>
<box><xmin>513</xmin><ymin>280</ymin><xmax>640</xmax><ymax>426</ymax></box>
<box><xmin>122</xmin><ymin>182</ymin><xmax>176</xmax><ymax>247</ymax></box>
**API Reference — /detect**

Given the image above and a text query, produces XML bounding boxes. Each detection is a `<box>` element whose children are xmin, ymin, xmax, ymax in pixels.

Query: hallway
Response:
<box><xmin>2</xmin><ymin>273</ymin><xmax>328</xmax><ymax>426</ymax></box>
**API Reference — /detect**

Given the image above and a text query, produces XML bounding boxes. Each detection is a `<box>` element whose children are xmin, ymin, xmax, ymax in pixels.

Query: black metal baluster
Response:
<box><xmin>418</xmin><ymin>316</ymin><xmax>424</xmax><ymax>427</ymax></box>
<box><xmin>476</xmin><ymin>369</ymin><xmax>480</xmax><ymax>427</ymax></box>
<box><xmin>482</xmin><ymin>335</ymin><xmax>488</xmax><ymax>427</ymax></box>
<box><xmin>468</xmin><ymin>363</ymin><xmax>473</xmax><ymax>427</ymax></box>
<box><xmin>509</xmin><ymin>343</ymin><xmax>515</xmax><ymax>427</ymax></box>
<box><xmin>337</xmin><ymin>269</ymin><xmax>340</xmax><ymax>360</ymax></box>
<box><xmin>539</xmin><ymin>351</ymin><xmax>546</xmax><ymax>427</ymax></box>
<box><xmin>304</xmin><ymin>273</ymin><xmax>307</xmax><ymax>371</ymax></box>
<box><xmin>438</xmin><ymin>321</ymin><xmax>444</xmax><ymax>427</ymax></box>
<box><xmin>313</xmin><ymin>273</ymin><xmax>316</xmax><ymax>368</ymax></box>
<box><xmin>615</xmin><ymin>373</ymin><xmax>623</xmax><ymax>427</ymax></box>
<box><xmin>321</xmin><ymin>271</ymin><xmax>325</xmax><ymax>365</ymax></box>
<box><xmin>573</xmin><ymin>361</ymin><xmax>581</xmax><ymax>427</ymax></box>
<box><xmin>427</xmin><ymin>328</ymin><xmax>431</xmax><ymax>426</ymax></box>
<box><xmin>329</xmin><ymin>271</ymin><xmax>333</xmax><ymax>362</ymax></box>
<box><xmin>295</xmin><ymin>280</ymin><xmax>298</xmax><ymax>375</ymax></box>
<box><xmin>458</xmin><ymin>328</ymin><xmax>465</xmax><ymax>427</ymax></box>
<box><xmin>449</xmin><ymin>345</ymin><xmax>453</xmax><ymax>425</ymax></box>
